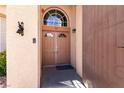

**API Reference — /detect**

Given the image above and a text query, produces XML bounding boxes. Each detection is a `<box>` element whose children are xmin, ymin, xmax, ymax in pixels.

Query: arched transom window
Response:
<box><xmin>43</xmin><ymin>9</ymin><xmax>68</xmax><ymax>27</ymax></box>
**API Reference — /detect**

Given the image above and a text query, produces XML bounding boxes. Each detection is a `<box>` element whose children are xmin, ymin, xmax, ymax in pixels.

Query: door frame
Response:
<box><xmin>41</xmin><ymin>6</ymin><xmax>71</xmax><ymax>67</ymax></box>
<box><xmin>39</xmin><ymin>6</ymin><xmax>71</xmax><ymax>87</ymax></box>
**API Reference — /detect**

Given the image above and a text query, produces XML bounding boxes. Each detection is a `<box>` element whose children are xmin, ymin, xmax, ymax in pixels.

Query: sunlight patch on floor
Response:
<box><xmin>72</xmin><ymin>80</ymin><xmax>85</xmax><ymax>88</ymax></box>
<box><xmin>59</xmin><ymin>80</ymin><xmax>74</xmax><ymax>87</ymax></box>
<box><xmin>59</xmin><ymin>80</ymin><xmax>85</xmax><ymax>88</ymax></box>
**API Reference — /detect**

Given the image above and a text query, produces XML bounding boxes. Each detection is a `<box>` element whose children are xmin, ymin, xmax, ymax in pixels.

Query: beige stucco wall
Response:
<box><xmin>70</xmin><ymin>6</ymin><xmax>76</xmax><ymax>68</ymax></box>
<box><xmin>0</xmin><ymin>6</ymin><xmax>6</xmax><ymax>52</ymax></box>
<box><xmin>0</xmin><ymin>17</ymin><xmax>6</xmax><ymax>52</ymax></box>
<box><xmin>41</xmin><ymin>5</ymin><xmax>76</xmax><ymax>68</ymax></box>
<box><xmin>0</xmin><ymin>5</ymin><xmax>6</xmax><ymax>14</ymax></box>
<box><xmin>7</xmin><ymin>5</ymin><xmax>41</xmax><ymax>88</ymax></box>
<box><xmin>76</xmin><ymin>6</ymin><xmax>82</xmax><ymax>77</ymax></box>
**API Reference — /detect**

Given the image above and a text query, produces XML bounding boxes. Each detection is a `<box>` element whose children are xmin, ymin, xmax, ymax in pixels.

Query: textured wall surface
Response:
<box><xmin>0</xmin><ymin>17</ymin><xmax>6</xmax><ymax>52</ymax></box>
<box><xmin>76</xmin><ymin>6</ymin><xmax>82</xmax><ymax>77</ymax></box>
<box><xmin>0</xmin><ymin>6</ymin><xmax>6</xmax><ymax>52</ymax></box>
<box><xmin>7</xmin><ymin>6</ymin><xmax>40</xmax><ymax>88</ymax></box>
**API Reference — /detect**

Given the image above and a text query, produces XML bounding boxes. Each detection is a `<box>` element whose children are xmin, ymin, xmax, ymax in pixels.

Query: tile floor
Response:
<box><xmin>41</xmin><ymin>67</ymin><xmax>85</xmax><ymax>88</ymax></box>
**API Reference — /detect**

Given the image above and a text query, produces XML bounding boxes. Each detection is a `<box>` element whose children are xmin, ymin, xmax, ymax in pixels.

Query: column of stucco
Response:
<box><xmin>70</xmin><ymin>6</ymin><xmax>76</xmax><ymax>68</ymax></box>
<box><xmin>7</xmin><ymin>5</ymin><xmax>40</xmax><ymax>88</ymax></box>
<box><xmin>0</xmin><ymin>5</ymin><xmax>6</xmax><ymax>14</ymax></box>
<box><xmin>0</xmin><ymin>17</ymin><xmax>6</xmax><ymax>52</ymax></box>
<box><xmin>76</xmin><ymin>6</ymin><xmax>83</xmax><ymax>77</ymax></box>
<box><xmin>0</xmin><ymin>6</ymin><xmax>6</xmax><ymax>52</ymax></box>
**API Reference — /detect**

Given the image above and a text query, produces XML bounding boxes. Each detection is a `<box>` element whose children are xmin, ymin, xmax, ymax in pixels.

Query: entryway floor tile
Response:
<box><xmin>41</xmin><ymin>67</ymin><xmax>85</xmax><ymax>88</ymax></box>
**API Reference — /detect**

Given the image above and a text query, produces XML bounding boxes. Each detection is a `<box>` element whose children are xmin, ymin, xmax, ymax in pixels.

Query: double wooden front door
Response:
<box><xmin>42</xmin><ymin>31</ymin><xmax>70</xmax><ymax>66</ymax></box>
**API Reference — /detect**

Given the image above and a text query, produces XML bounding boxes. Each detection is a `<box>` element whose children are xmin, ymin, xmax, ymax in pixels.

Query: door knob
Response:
<box><xmin>118</xmin><ymin>46</ymin><xmax>124</xmax><ymax>48</ymax></box>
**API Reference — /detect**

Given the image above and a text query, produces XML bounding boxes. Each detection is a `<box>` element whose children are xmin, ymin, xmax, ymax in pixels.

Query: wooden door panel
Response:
<box><xmin>116</xmin><ymin>49</ymin><xmax>124</xmax><ymax>76</ymax></box>
<box><xmin>42</xmin><ymin>31</ymin><xmax>70</xmax><ymax>66</ymax></box>
<box><xmin>56</xmin><ymin>32</ymin><xmax>70</xmax><ymax>64</ymax></box>
<box><xmin>116</xmin><ymin>6</ymin><xmax>124</xmax><ymax>24</ymax></box>
<box><xmin>115</xmin><ymin>7</ymin><xmax>124</xmax><ymax>86</ymax></box>
<box><xmin>42</xmin><ymin>32</ymin><xmax>55</xmax><ymax>66</ymax></box>
<box><xmin>116</xmin><ymin>23</ymin><xmax>124</xmax><ymax>47</ymax></box>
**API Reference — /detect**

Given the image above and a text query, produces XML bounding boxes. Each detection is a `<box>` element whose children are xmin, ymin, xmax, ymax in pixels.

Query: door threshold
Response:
<box><xmin>43</xmin><ymin>64</ymin><xmax>70</xmax><ymax>68</ymax></box>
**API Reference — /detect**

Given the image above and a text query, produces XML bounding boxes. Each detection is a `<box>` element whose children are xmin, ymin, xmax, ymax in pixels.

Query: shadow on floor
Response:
<box><xmin>41</xmin><ymin>67</ymin><xmax>85</xmax><ymax>88</ymax></box>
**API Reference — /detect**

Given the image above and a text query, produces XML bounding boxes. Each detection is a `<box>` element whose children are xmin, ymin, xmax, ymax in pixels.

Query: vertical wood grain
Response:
<box><xmin>57</xmin><ymin>32</ymin><xmax>70</xmax><ymax>64</ymax></box>
<box><xmin>83</xmin><ymin>6</ymin><xmax>124</xmax><ymax>87</ymax></box>
<box><xmin>42</xmin><ymin>31</ymin><xmax>70</xmax><ymax>66</ymax></box>
<box><xmin>42</xmin><ymin>31</ymin><xmax>55</xmax><ymax>66</ymax></box>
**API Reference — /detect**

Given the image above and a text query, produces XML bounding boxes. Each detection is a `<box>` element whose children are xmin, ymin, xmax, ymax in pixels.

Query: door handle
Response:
<box><xmin>118</xmin><ymin>46</ymin><xmax>124</xmax><ymax>48</ymax></box>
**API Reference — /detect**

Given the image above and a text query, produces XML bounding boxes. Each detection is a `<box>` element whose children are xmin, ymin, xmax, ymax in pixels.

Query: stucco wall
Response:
<box><xmin>41</xmin><ymin>5</ymin><xmax>76</xmax><ymax>68</ymax></box>
<box><xmin>71</xmin><ymin>6</ymin><xmax>76</xmax><ymax>68</ymax></box>
<box><xmin>0</xmin><ymin>5</ymin><xmax>6</xmax><ymax>14</ymax></box>
<box><xmin>0</xmin><ymin>17</ymin><xmax>6</xmax><ymax>52</ymax></box>
<box><xmin>7</xmin><ymin>5</ymin><xmax>40</xmax><ymax>88</ymax></box>
<box><xmin>0</xmin><ymin>6</ymin><xmax>6</xmax><ymax>52</ymax></box>
<box><xmin>76</xmin><ymin>6</ymin><xmax>82</xmax><ymax>77</ymax></box>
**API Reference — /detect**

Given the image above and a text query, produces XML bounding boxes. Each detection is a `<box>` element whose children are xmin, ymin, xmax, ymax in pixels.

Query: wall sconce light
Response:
<box><xmin>72</xmin><ymin>28</ymin><xmax>76</xmax><ymax>33</ymax></box>
<box><xmin>16</xmin><ymin>21</ymin><xmax>24</xmax><ymax>36</ymax></box>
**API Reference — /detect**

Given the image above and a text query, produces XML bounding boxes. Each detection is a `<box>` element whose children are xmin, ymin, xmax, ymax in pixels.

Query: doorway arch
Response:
<box><xmin>42</xmin><ymin>7</ymin><xmax>70</xmax><ymax>27</ymax></box>
<box><xmin>41</xmin><ymin>7</ymin><xmax>71</xmax><ymax>66</ymax></box>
